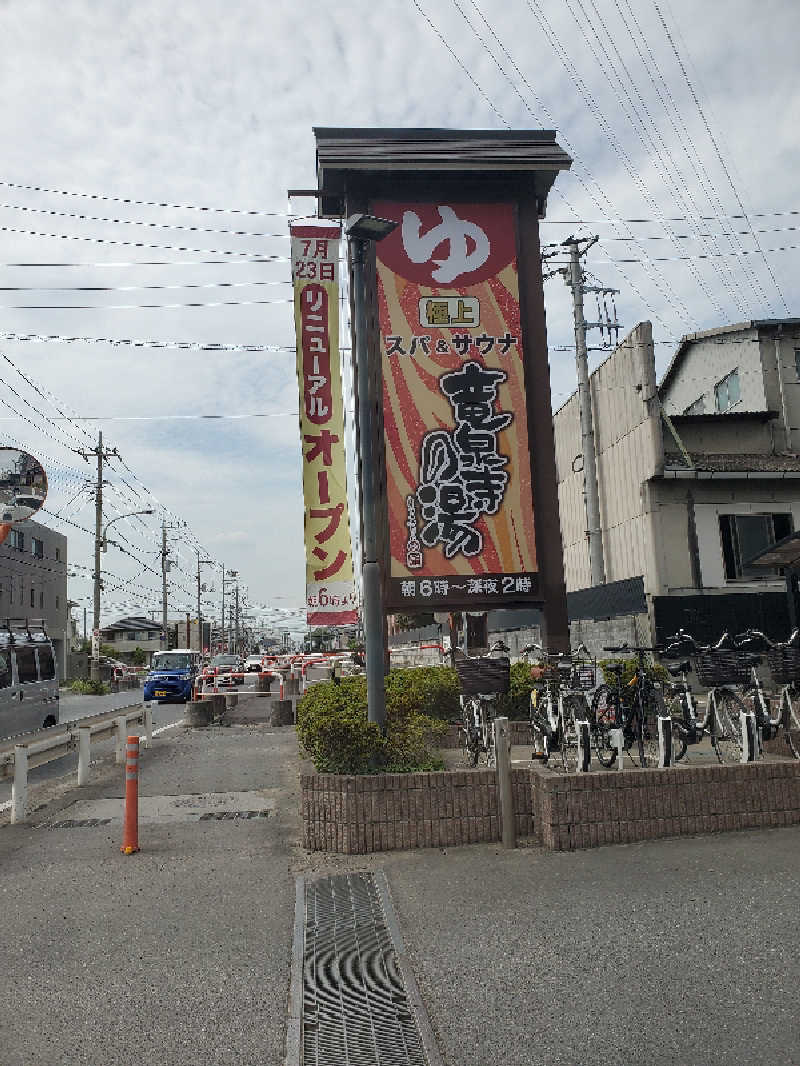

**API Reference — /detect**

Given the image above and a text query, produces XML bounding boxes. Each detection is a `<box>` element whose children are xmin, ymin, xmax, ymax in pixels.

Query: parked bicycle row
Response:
<box><xmin>453</xmin><ymin>629</ymin><xmax>800</xmax><ymax>772</ymax></box>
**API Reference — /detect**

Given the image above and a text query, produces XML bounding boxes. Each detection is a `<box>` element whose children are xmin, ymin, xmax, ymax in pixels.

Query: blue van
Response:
<box><xmin>143</xmin><ymin>648</ymin><xmax>201</xmax><ymax>703</ymax></box>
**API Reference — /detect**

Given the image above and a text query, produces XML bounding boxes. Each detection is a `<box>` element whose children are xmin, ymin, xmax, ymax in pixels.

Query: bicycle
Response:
<box><xmin>454</xmin><ymin>641</ymin><xmax>511</xmax><ymax>768</ymax></box>
<box><xmin>661</xmin><ymin>630</ymin><xmax>755</xmax><ymax>764</ymax></box>
<box><xmin>732</xmin><ymin>629</ymin><xmax>800</xmax><ymax>761</ymax></box>
<box><xmin>521</xmin><ymin>643</ymin><xmax>593</xmax><ymax>772</ymax></box>
<box><xmin>591</xmin><ymin>643</ymin><xmax>672</xmax><ymax>768</ymax></box>
<box><xmin>661</xmin><ymin>630</ymin><xmax>717</xmax><ymax>762</ymax></box>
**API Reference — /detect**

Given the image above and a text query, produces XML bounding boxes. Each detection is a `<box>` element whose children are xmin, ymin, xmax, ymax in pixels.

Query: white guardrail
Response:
<box><xmin>0</xmin><ymin>704</ymin><xmax>152</xmax><ymax>824</ymax></box>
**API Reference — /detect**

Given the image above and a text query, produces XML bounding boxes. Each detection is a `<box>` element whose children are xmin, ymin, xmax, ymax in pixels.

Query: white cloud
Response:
<box><xmin>0</xmin><ymin>0</ymin><xmax>798</xmax><ymax>631</ymax></box>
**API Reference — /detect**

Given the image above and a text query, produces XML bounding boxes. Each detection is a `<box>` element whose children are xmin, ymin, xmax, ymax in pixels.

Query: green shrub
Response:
<box><xmin>297</xmin><ymin>673</ymin><xmax>445</xmax><ymax>775</ymax></box>
<box><xmin>69</xmin><ymin>678</ymin><xmax>111</xmax><ymax>696</ymax></box>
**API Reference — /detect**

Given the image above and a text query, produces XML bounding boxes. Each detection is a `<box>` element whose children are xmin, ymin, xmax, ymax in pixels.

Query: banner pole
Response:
<box><xmin>351</xmin><ymin>237</ymin><xmax>386</xmax><ymax>733</ymax></box>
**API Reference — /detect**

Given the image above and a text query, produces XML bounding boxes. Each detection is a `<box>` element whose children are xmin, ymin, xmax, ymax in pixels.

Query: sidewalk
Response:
<box><xmin>1</xmin><ymin>711</ymin><xmax>798</xmax><ymax>1066</ymax></box>
<box><xmin>0</xmin><ymin>718</ymin><xmax>300</xmax><ymax>1066</ymax></box>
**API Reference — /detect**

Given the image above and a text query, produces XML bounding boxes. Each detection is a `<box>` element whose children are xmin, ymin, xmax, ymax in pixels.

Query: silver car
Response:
<box><xmin>0</xmin><ymin>619</ymin><xmax>60</xmax><ymax>740</ymax></box>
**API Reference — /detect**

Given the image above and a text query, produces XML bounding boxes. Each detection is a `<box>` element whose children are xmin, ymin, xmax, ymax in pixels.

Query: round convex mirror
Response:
<box><xmin>0</xmin><ymin>447</ymin><xmax>48</xmax><ymax>524</ymax></box>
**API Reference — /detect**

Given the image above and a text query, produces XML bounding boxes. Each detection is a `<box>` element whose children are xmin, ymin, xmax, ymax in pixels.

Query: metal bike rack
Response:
<box><xmin>740</xmin><ymin>709</ymin><xmax>757</xmax><ymax>763</ymax></box>
<box><xmin>657</xmin><ymin>715</ymin><xmax>674</xmax><ymax>768</ymax></box>
<box><xmin>608</xmin><ymin>728</ymin><xmax>625</xmax><ymax>770</ymax></box>
<box><xmin>576</xmin><ymin>719</ymin><xmax>591</xmax><ymax>773</ymax></box>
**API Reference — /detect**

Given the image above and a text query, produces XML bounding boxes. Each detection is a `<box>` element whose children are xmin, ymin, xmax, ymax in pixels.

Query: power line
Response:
<box><xmin>0</xmin><ymin>411</ymin><xmax>298</xmax><ymax>421</ymax></box>
<box><xmin>0</xmin><ymin>223</ymin><xmax>289</xmax><ymax>261</ymax></box>
<box><xmin>651</xmin><ymin>0</ymin><xmax>789</xmax><ymax>315</ymax></box>
<box><xmin>0</xmin><ymin>330</ymin><xmax>297</xmax><ymax>353</ymax></box>
<box><xmin>0</xmin><ymin>201</ymin><xmax>290</xmax><ymax>241</ymax></box>
<box><xmin>0</xmin><ymin>279</ymin><xmax>292</xmax><ymax>292</ymax></box>
<box><xmin>458</xmin><ymin>0</ymin><xmax>692</xmax><ymax>336</ymax></box>
<box><xmin>0</xmin><ymin>296</ymin><xmax>293</xmax><ymax>310</ymax></box>
<box><xmin>0</xmin><ymin>177</ymin><xmax>289</xmax><ymax>218</ymax></box>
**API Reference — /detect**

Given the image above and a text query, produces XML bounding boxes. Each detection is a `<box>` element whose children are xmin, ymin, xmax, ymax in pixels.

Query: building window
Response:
<box><xmin>40</xmin><ymin>589</ymin><xmax>44</xmax><ymax>609</ymax></box>
<box><xmin>795</xmin><ymin>349</ymin><xmax>800</xmax><ymax>380</ymax></box>
<box><xmin>719</xmin><ymin>512</ymin><xmax>793</xmax><ymax>580</ymax></box>
<box><xmin>714</xmin><ymin>369</ymin><xmax>741</xmax><ymax>412</ymax></box>
<box><xmin>55</xmin><ymin>595</ymin><xmax>60</xmax><ymax>609</ymax></box>
<box><xmin>55</xmin><ymin>547</ymin><xmax>60</xmax><ymax>562</ymax></box>
<box><xmin>9</xmin><ymin>529</ymin><xmax>24</xmax><ymax>551</ymax></box>
<box><xmin>683</xmin><ymin>396</ymin><xmax>705</xmax><ymax>415</ymax></box>
<box><xmin>31</xmin><ymin>537</ymin><xmax>44</xmax><ymax>559</ymax></box>
<box><xmin>30</xmin><ymin>587</ymin><xmax>36</xmax><ymax>608</ymax></box>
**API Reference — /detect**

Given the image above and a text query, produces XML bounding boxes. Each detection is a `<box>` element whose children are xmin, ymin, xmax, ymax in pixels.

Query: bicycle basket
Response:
<box><xmin>455</xmin><ymin>655</ymin><xmax>511</xmax><ymax>695</ymax></box>
<box><xmin>695</xmin><ymin>649</ymin><xmax>750</xmax><ymax>687</ymax></box>
<box><xmin>767</xmin><ymin>646</ymin><xmax>800</xmax><ymax>684</ymax></box>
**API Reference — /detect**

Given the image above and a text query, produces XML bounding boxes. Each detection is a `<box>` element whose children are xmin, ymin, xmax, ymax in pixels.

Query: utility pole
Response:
<box><xmin>197</xmin><ymin>552</ymin><xmax>213</xmax><ymax>654</ymax></box>
<box><xmin>77</xmin><ymin>430</ymin><xmax>118</xmax><ymax>682</ymax></box>
<box><xmin>560</xmin><ymin>235</ymin><xmax>619</xmax><ymax>589</ymax></box>
<box><xmin>161</xmin><ymin>520</ymin><xmax>168</xmax><ymax>646</ymax></box>
<box><xmin>234</xmin><ymin>585</ymin><xmax>240</xmax><ymax>655</ymax></box>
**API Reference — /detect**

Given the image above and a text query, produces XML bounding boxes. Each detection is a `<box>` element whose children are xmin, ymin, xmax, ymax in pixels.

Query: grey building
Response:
<box><xmin>0</xmin><ymin>517</ymin><xmax>68</xmax><ymax>677</ymax></box>
<box><xmin>554</xmin><ymin>319</ymin><xmax>800</xmax><ymax>654</ymax></box>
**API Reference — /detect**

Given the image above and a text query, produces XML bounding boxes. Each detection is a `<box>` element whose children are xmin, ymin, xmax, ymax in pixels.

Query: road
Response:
<box><xmin>0</xmin><ymin>673</ymin><xmax>262</xmax><ymax>807</ymax></box>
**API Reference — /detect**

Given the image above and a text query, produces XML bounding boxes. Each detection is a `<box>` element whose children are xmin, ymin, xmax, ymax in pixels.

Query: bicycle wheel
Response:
<box><xmin>591</xmin><ymin>684</ymin><xmax>619</xmax><ymax>767</ymax></box>
<box><xmin>638</xmin><ymin>689</ymin><xmax>671</xmax><ymax>767</ymax></box>
<box><xmin>559</xmin><ymin>694</ymin><xmax>589</xmax><ymax>772</ymax></box>
<box><xmin>666</xmin><ymin>694</ymin><xmax>689</xmax><ymax>763</ymax></box>
<box><xmin>711</xmin><ymin>689</ymin><xmax>748</xmax><ymax>764</ymax></box>
<box><xmin>780</xmin><ymin>688</ymin><xmax>800</xmax><ymax>760</ymax></box>
<box><xmin>462</xmin><ymin>698</ymin><xmax>480</xmax><ymax>767</ymax></box>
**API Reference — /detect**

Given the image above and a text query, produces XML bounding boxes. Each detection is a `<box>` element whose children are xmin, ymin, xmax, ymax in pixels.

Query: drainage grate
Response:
<box><xmin>43</xmin><ymin>818</ymin><xmax>112</xmax><ymax>829</ymax></box>
<box><xmin>301</xmin><ymin>872</ymin><xmax>431</xmax><ymax>1066</ymax></box>
<box><xmin>197</xmin><ymin>809</ymin><xmax>269</xmax><ymax>821</ymax></box>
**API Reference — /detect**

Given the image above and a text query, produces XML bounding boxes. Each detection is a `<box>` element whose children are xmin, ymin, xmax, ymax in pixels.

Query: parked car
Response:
<box><xmin>0</xmin><ymin>619</ymin><xmax>59</xmax><ymax>740</ymax></box>
<box><xmin>244</xmin><ymin>654</ymin><xmax>264</xmax><ymax>672</ymax></box>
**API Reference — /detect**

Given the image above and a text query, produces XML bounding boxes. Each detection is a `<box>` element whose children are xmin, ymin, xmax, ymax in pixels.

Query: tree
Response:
<box><xmin>131</xmin><ymin>646</ymin><xmax>147</xmax><ymax>666</ymax></box>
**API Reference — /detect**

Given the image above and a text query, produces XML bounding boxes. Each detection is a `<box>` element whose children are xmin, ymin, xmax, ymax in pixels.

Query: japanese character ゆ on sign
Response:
<box><xmin>291</xmin><ymin>225</ymin><xmax>358</xmax><ymax>625</ymax></box>
<box><xmin>374</xmin><ymin>201</ymin><xmax>538</xmax><ymax>609</ymax></box>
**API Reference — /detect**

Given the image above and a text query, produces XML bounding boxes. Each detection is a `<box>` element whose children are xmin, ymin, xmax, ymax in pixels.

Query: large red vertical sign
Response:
<box><xmin>374</xmin><ymin>201</ymin><xmax>539</xmax><ymax>610</ymax></box>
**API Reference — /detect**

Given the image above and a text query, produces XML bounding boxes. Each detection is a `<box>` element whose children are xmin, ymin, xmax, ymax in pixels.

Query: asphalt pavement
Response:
<box><xmin>0</xmin><ymin>687</ymin><xmax>798</xmax><ymax>1066</ymax></box>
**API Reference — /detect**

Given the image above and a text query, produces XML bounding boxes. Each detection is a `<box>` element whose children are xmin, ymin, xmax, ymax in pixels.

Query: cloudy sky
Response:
<box><xmin>0</xmin><ymin>0</ymin><xmax>797</xmax><ymax>636</ymax></box>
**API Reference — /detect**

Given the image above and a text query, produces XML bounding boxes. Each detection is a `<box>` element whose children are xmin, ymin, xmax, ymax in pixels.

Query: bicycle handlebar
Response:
<box><xmin>602</xmin><ymin>643</ymin><xmax>662</xmax><ymax>654</ymax></box>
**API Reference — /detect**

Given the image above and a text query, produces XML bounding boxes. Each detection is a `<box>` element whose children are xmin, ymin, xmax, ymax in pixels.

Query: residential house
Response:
<box><xmin>553</xmin><ymin>319</ymin><xmax>800</xmax><ymax>653</ymax></box>
<box><xmin>100</xmin><ymin>615</ymin><xmax>164</xmax><ymax>662</ymax></box>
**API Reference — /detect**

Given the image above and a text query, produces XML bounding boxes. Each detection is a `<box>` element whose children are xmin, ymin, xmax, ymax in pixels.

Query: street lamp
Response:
<box><xmin>92</xmin><ymin>508</ymin><xmax>154</xmax><ymax>681</ymax></box>
<box><xmin>345</xmin><ymin>212</ymin><xmax>398</xmax><ymax>733</ymax></box>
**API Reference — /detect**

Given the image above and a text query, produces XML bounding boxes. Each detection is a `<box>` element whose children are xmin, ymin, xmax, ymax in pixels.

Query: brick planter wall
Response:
<box><xmin>301</xmin><ymin>768</ymin><xmax>534</xmax><ymax>854</ymax></box>
<box><xmin>301</xmin><ymin>759</ymin><xmax>800</xmax><ymax>855</ymax></box>
<box><xmin>534</xmin><ymin>760</ymin><xmax>800</xmax><ymax>851</ymax></box>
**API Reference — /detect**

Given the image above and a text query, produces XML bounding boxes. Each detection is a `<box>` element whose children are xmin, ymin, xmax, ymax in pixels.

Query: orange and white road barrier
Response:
<box><xmin>121</xmin><ymin>735</ymin><xmax>140</xmax><ymax>855</ymax></box>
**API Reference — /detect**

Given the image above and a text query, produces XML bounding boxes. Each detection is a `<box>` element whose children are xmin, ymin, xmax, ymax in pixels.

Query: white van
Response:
<box><xmin>0</xmin><ymin>618</ymin><xmax>60</xmax><ymax>740</ymax></box>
